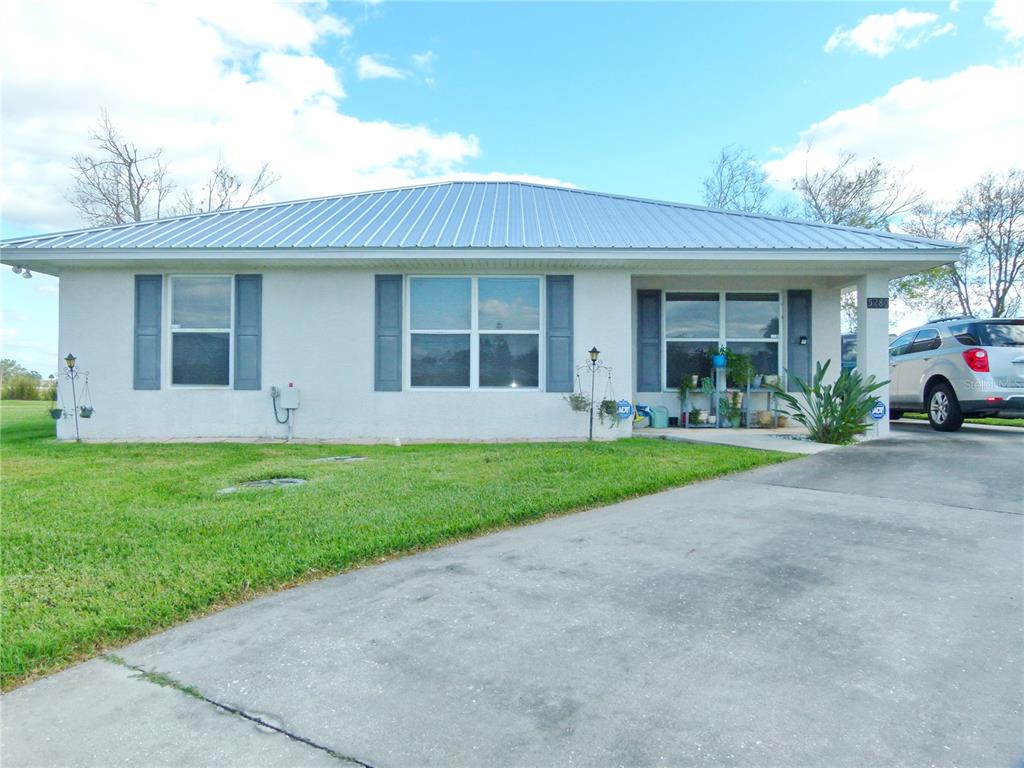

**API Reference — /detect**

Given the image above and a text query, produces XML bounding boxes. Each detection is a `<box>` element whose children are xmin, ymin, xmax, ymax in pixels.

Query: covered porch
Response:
<box><xmin>627</xmin><ymin>267</ymin><xmax>896</xmax><ymax>439</ymax></box>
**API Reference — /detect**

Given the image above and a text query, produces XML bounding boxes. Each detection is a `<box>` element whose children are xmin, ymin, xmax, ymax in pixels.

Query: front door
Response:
<box><xmin>898</xmin><ymin>329</ymin><xmax>941</xmax><ymax>406</ymax></box>
<box><xmin>888</xmin><ymin>331</ymin><xmax>917</xmax><ymax>405</ymax></box>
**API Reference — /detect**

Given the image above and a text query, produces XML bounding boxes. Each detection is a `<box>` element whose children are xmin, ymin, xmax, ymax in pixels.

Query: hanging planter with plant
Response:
<box><xmin>49</xmin><ymin>408</ymin><xmax>63</xmax><ymax>420</ymax></box>
<box><xmin>79</xmin><ymin>406</ymin><xmax>94</xmax><ymax>418</ymax></box>
<box><xmin>565</xmin><ymin>392</ymin><xmax>591</xmax><ymax>412</ymax></box>
<box><xmin>597</xmin><ymin>398</ymin><xmax>619</xmax><ymax>425</ymax></box>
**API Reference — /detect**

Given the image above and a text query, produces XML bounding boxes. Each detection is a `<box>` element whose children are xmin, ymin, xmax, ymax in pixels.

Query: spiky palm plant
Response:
<box><xmin>768</xmin><ymin>360</ymin><xmax>888</xmax><ymax>445</ymax></box>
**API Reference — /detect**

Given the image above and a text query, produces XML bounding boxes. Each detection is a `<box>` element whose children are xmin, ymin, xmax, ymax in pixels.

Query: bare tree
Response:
<box><xmin>176</xmin><ymin>156</ymin><xmax>280</xmax><ymax>215</ymax></box>
<box><xmin>793</xmin><ymin>150</ymin><xmax>925</xmax><ymax>230</ymax></box>
<box><xmin>896</xmin><ymin>170</ymin><xmax>1024</xmax><ymax>319</ymax></box>
<box><xmin>701</xmin><ymin>146</ymin><xmax>772</xmax><ymax>213</ymax></box>
<box><xmin>954</xmin><ymin>169</ymin><xmax>1024</xmax><ymax>318</ymax></box>
<box><xmin>896</xmin><ymin>204</ymin><xmax>973</xmax><ymax>317</ymax></box>
<box><xmin>67</xmin><ymin>112</ymin><xmax>279</xmax><ymax>226</ymax></box>
<box><xmin>67</xmin><ymin>110</ymin><xmax>173</xmax><ymax>225</ymax></box>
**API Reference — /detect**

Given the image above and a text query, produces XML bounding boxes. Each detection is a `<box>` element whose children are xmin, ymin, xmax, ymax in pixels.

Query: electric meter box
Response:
<box><xmin>279</xmin><ymin>386</ymin><xmax>300</xmax><ymax>409</ymax></box>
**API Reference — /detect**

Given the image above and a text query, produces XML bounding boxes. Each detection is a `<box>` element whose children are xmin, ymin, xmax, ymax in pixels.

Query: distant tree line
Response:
<box><xmin>1</xmin><ymin>360</ymin><xmax>56</xmax><ymax>401</ymax></box>
<box><xmin>700</xmin><ymin>146</ymin><xmax>1023</xmax><ymax>321</ymax></box>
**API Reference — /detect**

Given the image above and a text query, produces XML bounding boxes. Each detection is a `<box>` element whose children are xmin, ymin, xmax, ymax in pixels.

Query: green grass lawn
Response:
<box><xmin>0</xmin><ymin>400</ymin><xmax>791</xmax><ymax>689</ymax></box>
<box><xmin>902</xmin><ymin>412</ymin><xmax>1024</xmax><ymax>428</ymax></box>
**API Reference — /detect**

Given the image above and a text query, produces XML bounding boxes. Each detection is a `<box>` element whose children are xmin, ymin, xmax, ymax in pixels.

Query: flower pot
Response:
<box><xmin>728</xmin><ymin>415</ymin><xmax>741</xmax><ymax>428</ymax></box>
<box><xmin>755</xmin><ymin>410</ymin><xmax>773</xmax><ymax>428</ymax></box>
<box><xmin>753</xmin><ymin>374</ymin><xmax>763</xmax><ymax>388</ymax></box>
<box><xmin>712</xmin><ymin>354</ymin><xmax>727</xmax><ymax>369</ymax></box>
<box><xmin>49</xmin><ymin>408</ymin><xmax>63</xmax><ymax>419</ymax></box>
<box><xmin>79</xmin><ymin>406</ymin><xmax>94</xmax><ymax>418</ymax></box>
<box><xmin>690</xmin><ymin>374</ymin><xmax>699</xmax><ymax>388</ymax></box>
<box><xmin>776</xmin><ymin>414</ymin><xmax>789</xmax><ymax>428</ymax></box>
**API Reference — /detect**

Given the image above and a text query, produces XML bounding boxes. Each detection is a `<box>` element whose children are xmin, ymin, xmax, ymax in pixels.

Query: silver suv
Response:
<box><xmin>888</xmin><ymin>317</ymin><xmax>1024</xmax><ymax>431</ymax></box>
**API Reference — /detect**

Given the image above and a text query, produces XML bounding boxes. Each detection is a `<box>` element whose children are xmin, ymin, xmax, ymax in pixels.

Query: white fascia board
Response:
<box><xmin>1</xmin><ymin>245</ymin><xmax>963</xmax><ymax>278</ymax></box>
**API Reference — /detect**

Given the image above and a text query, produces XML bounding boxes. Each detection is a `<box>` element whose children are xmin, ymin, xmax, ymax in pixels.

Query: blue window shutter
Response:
<box><xmin>636</xmin><ymin>290</ymin><xmax>662</xmax><ymax>392</ymax></box>
<box><xmin>375</xmin><ymin>275</ymin><xmax>402</xmax><ymax>391</ymax></box>
<box><xmin>786</xmin><ymin>290</ymin><xmax>812</xmax><ymax>392</ymax></box>
<box><xmin>234</xmin><ymin>275</ymin><xmax>262</xmax><ymax>390</ymax></box>
<box><xmin>133</xmin><ymin>275</ymin><xmax>162</xmax><ymax>390</ymax></box>
<box><xmin>545</xmin><ymin>275</ymin><xmax>574</xmax><ymax>392</ymax></box>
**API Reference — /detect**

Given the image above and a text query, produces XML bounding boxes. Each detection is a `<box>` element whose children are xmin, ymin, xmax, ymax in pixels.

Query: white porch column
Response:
<box><xmin>856</xmin><ymin>271</ymin><xmax>890</xmax><ymax>439</ymax></box>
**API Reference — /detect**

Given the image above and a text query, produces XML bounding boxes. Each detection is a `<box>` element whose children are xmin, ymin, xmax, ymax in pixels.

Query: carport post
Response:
<box><xmin>856</xmin><ymin>271</ymin><xmax>890</xmax><ymax>439</ymax></box>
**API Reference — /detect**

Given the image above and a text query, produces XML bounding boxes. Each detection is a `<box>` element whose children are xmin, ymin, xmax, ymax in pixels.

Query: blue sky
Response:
<box><xmin>2</xmin><ymin>0</ymin><xmax>1022</xmax><ymax>373</ymax></box>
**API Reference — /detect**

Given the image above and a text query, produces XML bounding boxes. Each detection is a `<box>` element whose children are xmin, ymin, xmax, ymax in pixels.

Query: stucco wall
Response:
<box><xmin>56</xmin><ymin>267</ymin><xmax>634</xmax><ymax>441</ymax></box>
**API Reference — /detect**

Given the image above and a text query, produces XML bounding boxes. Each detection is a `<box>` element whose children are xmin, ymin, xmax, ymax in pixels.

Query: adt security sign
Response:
<box><xmin>616</xmin><ymin>399</ymin><xmax>634</xmax><ymax>421</ymax></box>
<box><xmin>870</xmin><ymin>400</ymin><xmax>887</xmax><ymax>420</ymax></box>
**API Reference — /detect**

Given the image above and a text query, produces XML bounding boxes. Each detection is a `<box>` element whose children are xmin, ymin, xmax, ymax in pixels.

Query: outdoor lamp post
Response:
<box><xmin>64</xmin><ymin>353</ymin><xmax>80</xmax><ymax>442</ymax></box>
<box><xmin>588</xmin><ymin>347</ymin><xmax>600</xmax><ymax>441</ymax></box>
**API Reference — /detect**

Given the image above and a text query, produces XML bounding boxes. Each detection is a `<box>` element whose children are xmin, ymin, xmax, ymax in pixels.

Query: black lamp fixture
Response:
<box><xmin>64</xmin><ymin>353</ymin><xmax>77</xmax><ymax>370</ymax></box>
<box><xmin>589</xmin><ymin>346</ymin><xmax>600</xmax><ymax>363</ymax></box>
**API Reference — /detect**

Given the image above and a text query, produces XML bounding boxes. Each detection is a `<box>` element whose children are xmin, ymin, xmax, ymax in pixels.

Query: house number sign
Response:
<box><xmin>866</xmin><ymin>297</ymin><xmax>889</xmax><ymax>309</ymax></box>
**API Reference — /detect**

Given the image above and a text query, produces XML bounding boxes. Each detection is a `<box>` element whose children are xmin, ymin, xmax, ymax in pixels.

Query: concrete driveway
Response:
<box><xmin>3</xmin><ymin>425</ymin><xmax>1021</xmax><ymax>767</ymax></box>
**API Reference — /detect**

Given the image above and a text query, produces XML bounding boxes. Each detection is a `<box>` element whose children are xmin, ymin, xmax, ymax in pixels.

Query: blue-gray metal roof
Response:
<box><xmin>0</xmin><ymin>181</ymin><xmax>959</xmax><ymax>252</ymax></box>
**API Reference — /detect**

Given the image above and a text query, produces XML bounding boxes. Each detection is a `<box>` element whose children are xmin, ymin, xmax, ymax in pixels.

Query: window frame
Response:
<box><xmin>405</xmin><ymin>275</ymin><xmax>544</xmax><ymax>391</ymax></box>
<box><xmin>662</xmin><ymin>290</ymin><xmax>782</xmax><ymax>391</ymax></box>
<box><xmin>167</xmin><ymin>274</ymin><xmax>235</xmax><ymax>388</ymax></box>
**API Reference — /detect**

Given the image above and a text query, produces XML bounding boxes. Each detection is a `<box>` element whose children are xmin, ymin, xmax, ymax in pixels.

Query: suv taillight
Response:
<box><xmin>962</xmin><ymin>348</ymin><xmax>989</xmax><ymax>372</ymax></box>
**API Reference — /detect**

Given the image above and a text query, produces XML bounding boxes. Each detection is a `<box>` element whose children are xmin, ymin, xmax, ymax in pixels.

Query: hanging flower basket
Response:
<box><xmin>79</xmin><ymin>406</ymin><xmax>94</xmax><ymax>418</ymax></box>
<box><xmin>49</xmin><ymin>408</ymin><xmax>63</xmax><ymax>419</ymax></box>
<box><xmin>597</xmin><ymin>398</ymin><xmax>619</xmax><ymax>425</ymax></box>
<box><xmin>565</xmin><ymin>392</ymin><xmax>591</xmax><ymax>412</ymax></box>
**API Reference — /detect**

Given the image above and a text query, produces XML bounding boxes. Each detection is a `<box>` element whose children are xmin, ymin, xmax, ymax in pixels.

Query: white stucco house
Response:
<box><xmin>1</xmin><ymin>181</ymin><xmax>961</xmax><ymax>442</ymax></box>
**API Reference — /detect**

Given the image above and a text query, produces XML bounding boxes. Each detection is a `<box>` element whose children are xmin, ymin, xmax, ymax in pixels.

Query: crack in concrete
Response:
<box><xmin>103</xmin><ymin>654</ymin><xmax>375</xmax><ymax>767</ymax></box>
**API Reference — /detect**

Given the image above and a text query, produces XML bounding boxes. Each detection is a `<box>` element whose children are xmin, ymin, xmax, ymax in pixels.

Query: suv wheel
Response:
<box><xmin>927</xmin><ymin>383</ymin><xmax>964</xmax><ymax>432</ymax></box>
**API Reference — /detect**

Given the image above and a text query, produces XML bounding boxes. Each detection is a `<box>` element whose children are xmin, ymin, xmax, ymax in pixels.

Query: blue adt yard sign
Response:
<box><xmin>870</xmin><ymin>400</ymin><xmax>887</xmax><ymax>420</ymax></box>
<box><xmin>616</xmin><ymin>399</ymin><xmax>634</xmax><ymax>421</ymax></box>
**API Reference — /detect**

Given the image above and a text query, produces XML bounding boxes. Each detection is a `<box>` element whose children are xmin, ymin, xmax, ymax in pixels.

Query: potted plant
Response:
<box><xmin>49</xmin><ymin>406</ymin><xmax>63</xmax><ymax>419</ymax></box>
<box><xmin>755</xmin><ymin>409</ymin><xmax>773</xmax><ymax>428</ymax></box>
<box><xmin>726</xmin><ymin>351</ymin><xmax>756</xmax><ymax>389</ymax></box>
<box><xmin>753</xmin><ymin>374</ymin><xmax>764</xmax><ymax>389</ymax></box>
<box><xmin>565</xmin><ymin>392</ymin><xmax>591</xmax><ymax>412</ymax></box>
<box><xmin>689</xmin><ymin>374</ymin><xmax>700</xmax><ymax>389</ymax></box>
<box><xmin>597</xmin><ymin>398</ymin><xmax>619</xmax><ymax>425</ymax></box>
<box><xmin>79</xmin><ymin>405</ymin><xmax>94</xmax><ymax>418</ymax></box>
<box><xmin>690</xmin><ymin>407</ymin><xmax>703</xmax><ymax>425</ymax></box>
<box><xmin>722</xmin><ymin>391</ymin><xmax>743</xmax><ymax>427</ymax></box>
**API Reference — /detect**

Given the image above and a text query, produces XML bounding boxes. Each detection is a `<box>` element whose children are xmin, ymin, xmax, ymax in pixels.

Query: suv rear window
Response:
<box><xmin>949</xmin><ymin>321</ymin><xmax>1024</xmax><ymax>347</ymax></box>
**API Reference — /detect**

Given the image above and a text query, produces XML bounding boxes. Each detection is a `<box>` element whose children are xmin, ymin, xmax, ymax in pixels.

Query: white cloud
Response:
<box><xmin>987</xmin><ymin>0</ymin><xmax>1024</xmax><ymax>41</ymax></box>
<box><xmin>764</xmin><ymin>64</ymin><xmax>1024</xmax><ymax>204</ymax></box>
<box><xmin>356</xmin><ymin>54</ymin><xmax>406</xmax><ymax>80</ymax></box>
<box><xmin>412</xmin><ymin>51</ymin><xmax>437</xmax><ymax>69</ymax></box>
<box><xmin>948</xmin><ymin>0</ymin><xmax>959</xmax><ymax>12</ymax></box>
<box><xmin>0</xmin><ymin>1</ymin><xmax>491</xmax><ymax>235</ymax></box>
<box><xmin>824</xmin><ymin>9</ymin><xmax>955</xmax><ymax>57</ymax></box>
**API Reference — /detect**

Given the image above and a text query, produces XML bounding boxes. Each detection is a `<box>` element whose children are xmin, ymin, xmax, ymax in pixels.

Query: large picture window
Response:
<box><xmin>664</xmin><ymin>291</ymin><xmax>780</xmax><ymax>389</ymax></box>
<box><xmin>409</xmin><ymin>276</ymin><xmax>540</xmax><ymax>388</ymax></box>
<box><xmin>725</xmin><ymin>293</ymin><xmax>780</xmax><ymax>377</ymax></box>
<box><xmin>665</xmin><ymin>292</ymin><xmax>719</xmax><ymax>386</ymax></box>
<box><xmin>170</xmin><ymin>276</ymin><xmax>232</xmax><ymax>385</ymax></box>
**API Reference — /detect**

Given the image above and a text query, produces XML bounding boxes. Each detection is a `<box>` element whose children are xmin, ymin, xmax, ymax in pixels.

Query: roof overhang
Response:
<box><xmin>0</xmin><ymin>246</ymin><xmax>962</xmax><ymax>280</ymax></box>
